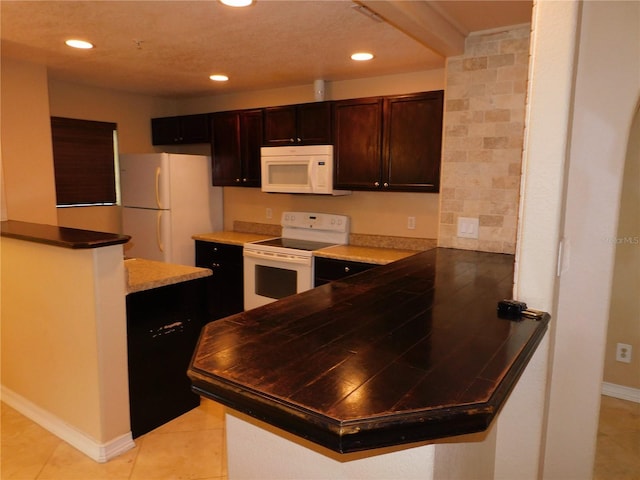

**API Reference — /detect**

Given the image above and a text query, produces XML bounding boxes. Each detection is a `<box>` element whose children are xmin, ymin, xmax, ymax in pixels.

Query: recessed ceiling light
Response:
<box><xmin>65</xmin><ymin>39</ymin><xmax>94</xmax><ymax>49</ymax></box>
<box><xmin>209</xmin><ymin>74</ymin><xmax>229</xmax><ymax>82</ymax></box>
<box><xmin>219</xmin><ymin>0</ymin><xmax>253</xmax><ymax>7</ymax></box>
<box><xmin>351</xmin><ymin>52</ymin><xmax>374</xmax><ymax>61</ymax></box>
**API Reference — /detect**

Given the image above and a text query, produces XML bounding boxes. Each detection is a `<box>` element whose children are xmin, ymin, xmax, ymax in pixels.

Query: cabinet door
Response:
<box><xmin>210</xmin><ymin>111</ymin><xmax>242</xmax><ymax>186</ymax></box>
<box><xmin>383</xmin><ymin>91</ymin><xmax>443</xmax><ymax>192</ymax></box>
<box><xmin>263</xmin><ymin>102</ymin><xmax>332</xmax><ymax>146</ymax></box>
<box><xmin>180</xmin><ymin>113</ymin><xmax>211</xmax><ymax>143</ymax></box>
<box><xmin>151</xmin><ymin>117</ymin><xmax>181</xmax><ymax>145</ymax></box>
<box><xmin>195</xmin><ymin>241</ymin><xmax>244</xmax><ymax>319</ymax></box>
<box><xmin>151</xmin><ymin>114</ymin><xmax>210</xmax><ymax>145</ymax></box>
<box><xmin>333</xmin><ymin>97</ymin><xmax>383</xmax><ymax>190</ymax></box>
<box><xmin>297</xmin><ymin>102</ymin><xmax>332</xmax><ymax>145</ymax></box>
<box><xmin>240</xmin><ymin>109</ymin><xmax>263</xmax><ymax>187</ymax></box>
<box><xmin>263</xmin><ymin>106</ymin><xmax>297</xmax><ymax>146</ymax></box>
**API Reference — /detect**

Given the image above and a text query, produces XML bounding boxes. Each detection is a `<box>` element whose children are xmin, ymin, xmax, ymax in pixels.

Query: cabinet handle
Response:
<box><xmin>289</xmin><ymin>138</ymin><xmax>295</xmax><ymax>143</ymax></box>
<box><xmin>297</xmin><ymin>137</ymin><xmax>301</xmax><ymax>143</ymax></box>
<box><xmin>235</xmin><ymin>178</ymin><xmax>241</xmax><ymax>183</ymax></box>
<box><xmin>374</xmin><ymin>181</ymin><xmax>380</xmax><ymax>187</ymax></box>
<box><xmin>384</xmin><ymin>182</ymin><xmax>389</xmax><ymax>188</ymax></box>
<box><xmin>242</xmin><ymin>178</ymin><xmax>247</xmax><ymax>182</ymax></box>
<box><xmin>211</xmin><ymin>262</ymin><xmax>220</xmax><ymax>268</ymax></box>
<box><xmin>344</xmin><ymin>266</ymin><xmax>350</xmax><ymax>273</ymax></box>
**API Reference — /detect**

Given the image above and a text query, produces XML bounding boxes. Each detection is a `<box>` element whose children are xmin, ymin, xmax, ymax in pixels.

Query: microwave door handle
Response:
<box><xmin>309</xmin><ymin>160</ymin><xmax>317</xmax><ymax>191</ymax></box>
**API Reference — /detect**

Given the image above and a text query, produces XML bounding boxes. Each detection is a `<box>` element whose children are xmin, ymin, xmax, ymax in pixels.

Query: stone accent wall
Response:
<box><xmin>438</xmin><ymin>25</ymin><xmax>531</xmax><ymax>254</ymax></box>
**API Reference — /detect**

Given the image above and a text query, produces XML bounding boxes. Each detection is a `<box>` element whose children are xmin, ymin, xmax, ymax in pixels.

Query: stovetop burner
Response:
<box><xmin>251</xmin><ymin>237</ymin><xmax>337</xmax><ymax>252</ymax></box>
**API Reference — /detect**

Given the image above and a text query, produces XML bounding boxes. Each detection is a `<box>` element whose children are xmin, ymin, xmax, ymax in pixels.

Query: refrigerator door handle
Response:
<box><xmin>156</xmin><ymin>210</ymin><xmax>164</xmax><ymax>252</ymax></box>
<box><xmin>155</xmin><ymin>166</ymin><xmax>162</xmax><ymax>209</ymax></box>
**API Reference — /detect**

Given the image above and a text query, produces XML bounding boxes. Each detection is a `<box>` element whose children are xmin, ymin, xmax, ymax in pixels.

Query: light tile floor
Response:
<box><xmin>593</xmin><ymin>395</ymin><xmax>640</xmax><ymax>480</ymax></box>
<box><xmin>1</xmin><ymin>395</ymin><xmax>638</xmax><ymax>479</ymax></box>
<box><xmin>1</xmin><ymin>398</ymin><xmax>227</xmax><ymax>480</ymax></box>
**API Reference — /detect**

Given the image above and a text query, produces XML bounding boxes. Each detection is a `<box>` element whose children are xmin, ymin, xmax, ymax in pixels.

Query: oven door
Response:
<box><xmin>243</xmin><ymin>248</ymin><xmax>313</xmax><ymax>310</ymax></box>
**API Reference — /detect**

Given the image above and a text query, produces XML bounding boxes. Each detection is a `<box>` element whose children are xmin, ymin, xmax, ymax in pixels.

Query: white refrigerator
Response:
<box><xmin>119</xmin><ymin>153</ymin><xmax>222</xmax><ymax>266</ymax></box>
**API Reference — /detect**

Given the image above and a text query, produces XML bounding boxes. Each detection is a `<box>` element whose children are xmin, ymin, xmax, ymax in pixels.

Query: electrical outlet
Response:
<box><xmin>407</xmin><ymin>216</ymin><xmax>416</xmax><ymax>230</ymax></box>
<box><xmin>457</xmin><ymin>217</ymin><xmax>479</xmax><ymax>239</ymax></box>
<box><xmin>616</xmin><ymin>343</ymin><xmax>632</xmax><ymax>363</ymax></box>
<box><xmin>266</xmin><ymin>208</ymin><xmax>272</xmax><ymax>219</ymax></box>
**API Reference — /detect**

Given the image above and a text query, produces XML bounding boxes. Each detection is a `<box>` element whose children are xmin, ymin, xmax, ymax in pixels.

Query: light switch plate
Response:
<box><xmin>457</xmin><ymin>217</ymin><xmax>479</xmax><ymax>239</ymax></box>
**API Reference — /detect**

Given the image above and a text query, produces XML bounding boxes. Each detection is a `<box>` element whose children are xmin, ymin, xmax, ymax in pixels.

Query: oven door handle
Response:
<box><xmin>243</xmin><ymin>249</ymin><xmax>311</xmax><ymax>265</ymax></box>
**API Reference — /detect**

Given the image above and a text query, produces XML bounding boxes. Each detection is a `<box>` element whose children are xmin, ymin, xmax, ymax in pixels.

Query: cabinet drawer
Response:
<box><xmin>314</xmin><ymin>257</ymin><xmax>375</xmax><ymax>286</ymax></box>
<box><xmin>195</xmin><ymin>241</ymin><xmax>242</xmax><ymax>268</ymax></box>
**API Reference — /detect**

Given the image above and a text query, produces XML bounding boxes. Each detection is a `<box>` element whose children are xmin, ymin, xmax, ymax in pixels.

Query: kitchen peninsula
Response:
<box><xmin>189</xmin><ymin>247</ymin><xmax>550</xmax><ymax>479</ymax></box>
<box><xmin>0</xmin><ymin>220</ymin><xmax>212</xmax><ymax>460</ymax></box>
<box><xmin>1</xmin><ymin>220</ymin><xmax>134</xmax><ymax>462</ymax></box>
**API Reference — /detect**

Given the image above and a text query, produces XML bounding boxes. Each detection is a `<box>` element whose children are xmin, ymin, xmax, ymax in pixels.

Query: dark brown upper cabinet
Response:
<box><xmin>210</xmin><ymin>109</ymin><xmax>263</xmax><ymax>187</ymax></box>
<box><xmin>333</xmin><ymin>91</ymin><xmax>443</xmax><ymax>192</ymax></box>
<box><xmin>333</xmin><ymin>97</ymin><xmax>384</xmax><ymax>190</ymax></box>
<box><xmin>263</xmin><ymin>102</ymin><xmax>332</xmax><ymax>146</ymax></box>
<box><xmin>382</xmin><ymin>91</ymin><xmax>443</xmax><ymax>192</ymax></box>
<box><xmin>151</xmin><ymin>113</ymin><xmax>210</xmax><ymax>145</ymax></box>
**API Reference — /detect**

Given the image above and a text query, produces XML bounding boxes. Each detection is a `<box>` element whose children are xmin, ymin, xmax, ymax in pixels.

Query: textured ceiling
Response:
<box><xmin>1</xmin><ymin>0</ymin><xmax>532</xmax><ymax>98</ymax></box>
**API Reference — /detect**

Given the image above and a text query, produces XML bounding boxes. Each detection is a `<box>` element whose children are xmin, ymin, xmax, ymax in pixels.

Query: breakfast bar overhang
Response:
<box><xmin>188</xmin><ymin>248</ymin><xmax>549</xmax><ymax>475</ymax></box>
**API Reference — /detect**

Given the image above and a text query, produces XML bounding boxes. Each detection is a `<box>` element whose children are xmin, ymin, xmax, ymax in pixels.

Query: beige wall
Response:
<box><xmin>177</xmin><ymin>69</ymin><xmax>446</xmax><ymax>239</ymax></box>
<box><xmin>1</xmin><ymin>238</ymin><xmax>130</xmax><ymax>450</ymax></box>
<box><xmin>2</xmin><ymin>62</ymin><xmax>446</xmax><ymax>238</ymax></box>
<box><xmin>1</xmin><ymin>58</ymin><xmax>58</xmax><ymax>224</ymax></box>
<box><xmin>222</xmin><ymin>187</ymin><xmax>440</xmax><ymax>238</ymax></box>
<box><xmin>514</xmin><ymin>1</ymin><xmax>639</xmax><ymax>478</ymax></box>
<box><xmin>179</xmin><ymin>69</ymin><xmax>446</xmax><ymax>113</ymax></box>
<box><xmin>604</xmin><ymin>103</ymin><xmax>640</xmax><ymax>389</ymax></box>
<box><xmin>48</xmin><ymin>79</ymin><xmax>176</xmax><ymax>232</ymax></box>
<box><xmin>439</xmin><ymin>25</ymin><xmax>530</xmax><ymax>254</ymax></box>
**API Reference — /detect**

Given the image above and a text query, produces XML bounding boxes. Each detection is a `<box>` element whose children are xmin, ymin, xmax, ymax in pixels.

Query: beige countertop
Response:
<box><xmin>125</xmin><ymin>258</ymin><xmax>212</xmax><ymax>294</ymax></box>
<box><xmin>194</xmin><ymin>229</ymin><xmax>434</xmax><ymax>265</ymax></box>
<box><xmin>192</xmin><ymin>231</ymin><xmax>276</xmax><ymax>246</ymax></box>
<box><xmin>314</xmin><ymin>244</ymin><xmax>420</xmax><ymax>265</ymax></box>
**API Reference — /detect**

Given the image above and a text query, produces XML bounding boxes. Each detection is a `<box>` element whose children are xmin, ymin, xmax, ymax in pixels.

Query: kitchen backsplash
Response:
<box><xmin>438</xmin><ymin>24</ymin><xmax>530</xmax><ymax>254</ymax></box>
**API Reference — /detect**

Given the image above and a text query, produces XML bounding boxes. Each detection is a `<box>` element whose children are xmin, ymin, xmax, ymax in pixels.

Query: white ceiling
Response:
<box><xmin>0</xmin><ymin>0</ymin><xmax>532</xmax><ymax>98</ymax></box>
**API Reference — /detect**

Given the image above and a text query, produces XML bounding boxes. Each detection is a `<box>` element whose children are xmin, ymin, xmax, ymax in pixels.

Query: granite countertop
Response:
<box><xmin>193</xmin><ymin>228</ymin><xmax>436</xmax><ymax>264</ymax></box>
<box><xmin>1</xmin><ymin>220</ymin><xmax>130</xmax><ymax>249</ymax></box>
<box><xmin>188</xmin><ymin>248</ymin><xmax>550</xmax><ymax>454</ymax></box>
<box><xmin>314</xmin><ymin>244</ymin><xmax>419</xmax><ymax>265</ymax></box>
<box><xmin>192</xmin><ymin>231</ymin><xmax>276</xmax><ymax>246</ymax></box>
<box><xmin>125</xmin><ymin>258</ymin><xmax>212</xmax><ymax>294</ymax></box>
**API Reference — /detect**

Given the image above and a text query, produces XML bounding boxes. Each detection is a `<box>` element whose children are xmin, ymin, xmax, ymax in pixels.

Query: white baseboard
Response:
<box><xmin>602</xmin><ymin>382</ymin><xmax>640</xmax><ymax>403</ymax></box>
<box><xmin>1</xmin><ymin>385</ymin><xmax>135</xmax><ymax>463</ymax></box>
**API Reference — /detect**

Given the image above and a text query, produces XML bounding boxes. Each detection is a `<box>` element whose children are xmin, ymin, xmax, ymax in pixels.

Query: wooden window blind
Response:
<box><xmin>51</xmin><ymin>117</ymin><xmax>117</xmax><ymax>206</ymax></box>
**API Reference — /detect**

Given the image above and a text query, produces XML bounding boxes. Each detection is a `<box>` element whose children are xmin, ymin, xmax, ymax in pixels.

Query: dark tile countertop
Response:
<box><xmin>188</xmin><ymin>247</ymin><xmax>550</xmax><ymax>454</ymax></box>
<box><xmin>1</xmin><ymin>220</ymin><xmax>130</xmax><ymax>249</ymax></box>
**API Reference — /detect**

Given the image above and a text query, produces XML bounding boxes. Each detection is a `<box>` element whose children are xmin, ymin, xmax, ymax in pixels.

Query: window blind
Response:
<box><xmin>51</xmin><ymin>117</ymin><xmax>117</xmax><ymax>206</ymax></box>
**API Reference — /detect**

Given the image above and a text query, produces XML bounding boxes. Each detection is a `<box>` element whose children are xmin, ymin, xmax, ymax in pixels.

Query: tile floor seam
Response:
<box><xmin>34</xmin><ymin>438</ymin><xmax>61</xmax><ymax>480</ymax></box>
<box><xmin>127</xmin><ymin>436</ymin><xmax>143</xmax><ymax>480</ymax></box>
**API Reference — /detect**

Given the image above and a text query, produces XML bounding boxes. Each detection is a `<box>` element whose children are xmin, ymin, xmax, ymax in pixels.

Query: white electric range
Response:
<box><xmin>243</xmin><ymin>212</ymin><xmax>349</xmax><ymax>310</ymax></box>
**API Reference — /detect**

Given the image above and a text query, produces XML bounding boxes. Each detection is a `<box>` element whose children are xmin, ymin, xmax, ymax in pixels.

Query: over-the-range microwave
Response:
<box><xmin>260</xmin><ymin>145</ymin><xmax>351</xmax><ymax>195</ymax></box>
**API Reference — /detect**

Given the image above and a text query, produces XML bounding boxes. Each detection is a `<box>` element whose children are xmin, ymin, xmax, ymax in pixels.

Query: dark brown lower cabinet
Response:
<box><xmin>195</xmin><ymin>240</ymin><xmax>244</xmax><ymax>320</ymax></box>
